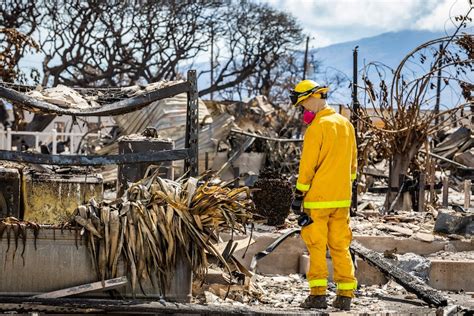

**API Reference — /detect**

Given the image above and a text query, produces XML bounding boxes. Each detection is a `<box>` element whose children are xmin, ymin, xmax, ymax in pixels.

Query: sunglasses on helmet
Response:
<box><xmin>290</xmin><ymin>86</ymin><xmax>329</xmax><ymax>105</ymax></box>
<box><xmin>289</xmin><ymin>88</ymin><xmax>316</xmax><ymax>105</ymax></box>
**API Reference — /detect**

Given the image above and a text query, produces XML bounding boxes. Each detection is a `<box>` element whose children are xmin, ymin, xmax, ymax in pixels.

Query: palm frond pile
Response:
<box><xmin>73</xmin><ymin>172</ymin><xmax>254</xmax><ymax>296</ymax></box>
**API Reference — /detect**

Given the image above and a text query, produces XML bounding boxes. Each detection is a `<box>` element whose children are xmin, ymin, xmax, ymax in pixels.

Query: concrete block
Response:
<box><xmin>0</xmin><ymin>227</ymin><xmax>192</xmax><ymax>302</ymax></box>
<box><xmin>232</xmin><ymin>233</ymin><xmax>473</xmax><ymax>276</ymax></box>
<box><xmin>428</xmin><ymin>260</ymin><xmax>474</xmax><ymax>292</ymax></box>
<box><xmin>354</xmin><ymin>235</ymin><xmax>473</xmax><ymax>255</ymax></box>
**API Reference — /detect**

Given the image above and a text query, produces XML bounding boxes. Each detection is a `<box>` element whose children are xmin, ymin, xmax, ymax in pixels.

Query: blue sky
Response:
<box><xmin>261</xmin><ymin>0</ymin><xmax>472</xmax><ymax>48</ymax></box>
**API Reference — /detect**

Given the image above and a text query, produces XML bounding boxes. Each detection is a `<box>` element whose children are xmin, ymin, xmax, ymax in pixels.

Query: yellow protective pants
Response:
<box><xmin>300</xmin><ymin>207</ymin><xmax>357</xmax><ymax>297</ymax></box>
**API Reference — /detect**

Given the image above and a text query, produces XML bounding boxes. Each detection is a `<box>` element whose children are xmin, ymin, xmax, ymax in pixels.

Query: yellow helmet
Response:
<box><xmin>290</xmin><ymin>80</ymin><xmax>329</xmax><ymax>106</ymax></box>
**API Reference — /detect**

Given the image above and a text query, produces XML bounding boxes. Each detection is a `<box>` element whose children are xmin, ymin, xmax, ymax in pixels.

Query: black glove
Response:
<box><xmin>291</xmin><ymin>189</ymin><xmax>304</xmax><ymax>215</ymax></box>
<box><xmin>298</xmin><ymin>213</ymin><xmax>313</xmax><ymax>226</ymax></box>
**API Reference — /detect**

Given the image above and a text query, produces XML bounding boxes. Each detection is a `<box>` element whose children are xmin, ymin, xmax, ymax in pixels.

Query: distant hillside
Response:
<box><xmin>316</xmin><ymin>29</ymin><xmax>448</xmax><ymax>78</ymax></box>
<box><xmin>314</xmin><ymin>29</ymin><xmax>456</xmax><ymax>104</ymax></box>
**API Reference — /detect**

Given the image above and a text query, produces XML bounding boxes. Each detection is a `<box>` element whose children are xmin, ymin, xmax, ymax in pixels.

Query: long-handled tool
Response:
<box><xmin>249</xmin><ymin>228</ymin><xmax>301</xmax><ymax>272</ymax></box>
<box><xmin>249</xmin><ymin>227</ymin><xmax>358</xmax><ymax>273</ymax></box>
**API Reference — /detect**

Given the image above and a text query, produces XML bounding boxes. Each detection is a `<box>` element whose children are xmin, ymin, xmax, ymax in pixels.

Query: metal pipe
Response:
<box><xmin>302</xmin><ymin>36</ymin><xmax>310</xmax><ymax>80</ymax></box>
<box><xmin>351</xmin><ymin>46</ymin><xmax>360</xmax><ymax>214</ymax></box>
<box><xmin>420</xmin><ymin>150</ymin><xmax>470</xmax><ymax>170</ymax></box>
<box><xmin>230</xmin><ymin>129</ymin><xmax>303</xmax><ymax>142</ymax></box>
<box><xmin>434</xmin><ymin>43</ymin><xmax>443</xmax><ymax>125</ymax></box>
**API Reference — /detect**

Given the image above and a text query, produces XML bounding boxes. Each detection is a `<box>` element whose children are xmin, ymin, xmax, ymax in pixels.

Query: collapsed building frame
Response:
<box><xmin>0</xmin><ymin>70</ymin><xmax>199</xmax><ymax>176</ymax></box>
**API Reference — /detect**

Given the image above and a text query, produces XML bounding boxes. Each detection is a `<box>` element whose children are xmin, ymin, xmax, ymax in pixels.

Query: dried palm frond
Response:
<box><xmin>72</xmin><ymin>171</ymin><xmax>254</xmax><ymax>296</ymax></box>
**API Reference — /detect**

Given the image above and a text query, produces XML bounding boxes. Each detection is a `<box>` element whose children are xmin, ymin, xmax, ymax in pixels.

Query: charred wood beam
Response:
<box><xmin>0</xmin><ymin>149</ymin><xmax>190</xmax><ymax>166</ymax></box>
<box><xmin>230</xmin><ymin>129</ymin><xmax>303</xmax><ymax>143</ymax></box>
<box><xmin>351</xmin><ymin>241</ymin><xmax>448</xmax><ymax>307</ymax></box>
<box><xmin>0</xmin><ymin>82</ymin><xmax>191</xmax><ymax>116</ymax></box>
<box><xmin>0</xmin><ymin>296</ymin><xmax>295</xmax><ymax>315</ymax></box>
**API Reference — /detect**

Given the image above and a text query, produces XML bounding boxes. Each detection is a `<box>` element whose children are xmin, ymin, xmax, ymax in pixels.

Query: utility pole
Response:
<box><xmin>302</xmin><ymin>36</ymin><xmax>310</xmax><ymax>80</ymax></box>
<box><xmin>434</xmin><ymin>44</ymin><xmax>443</xmax><ymax>125</ymax></box>
<box><xmin>351</xmin><ymin>46</ymin><xmax>360</xmax><ymax>216</ymax></box>
<box><xmin>210</xmin><ymin>23</ymin><xmax>215</xmax><ymax>101</ymax></box>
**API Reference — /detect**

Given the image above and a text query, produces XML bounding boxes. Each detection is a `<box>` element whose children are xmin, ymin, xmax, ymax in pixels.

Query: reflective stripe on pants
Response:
<box><xmin>301</xmin><ymin>207</ymin><xmax>357</xmax><ymax>296</ymax></box>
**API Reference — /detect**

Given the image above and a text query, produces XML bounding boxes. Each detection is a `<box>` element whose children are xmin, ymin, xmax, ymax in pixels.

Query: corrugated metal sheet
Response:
<box><xmin>114</xmin><ymin>93</ymin><xmax>211</xmax><ymax>140</ymax></box>
<box><xmin>175</xmin><ymin>113</ymin><xmax>236</xmax><ymax>174</ymax></box>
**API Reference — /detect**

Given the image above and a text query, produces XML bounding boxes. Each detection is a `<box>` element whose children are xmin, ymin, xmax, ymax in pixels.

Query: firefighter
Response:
<box><xmin>290</xmin><ymin>80</ymin><xmax>357</xmax><ymax>310</ymax></box>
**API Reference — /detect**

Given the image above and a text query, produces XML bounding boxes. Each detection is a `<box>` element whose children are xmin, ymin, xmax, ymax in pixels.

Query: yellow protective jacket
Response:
<box><xmin>296</xmin><ymin>107</ymin><xmax>357</xmax><ymax>209</ymax></box>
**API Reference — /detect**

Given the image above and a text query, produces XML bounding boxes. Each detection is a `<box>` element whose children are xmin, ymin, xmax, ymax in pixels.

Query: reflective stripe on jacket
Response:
<box><xmin>296</xmin><ymin>107</ymin><xmax>357</xmax><ymax>209</ymax></box>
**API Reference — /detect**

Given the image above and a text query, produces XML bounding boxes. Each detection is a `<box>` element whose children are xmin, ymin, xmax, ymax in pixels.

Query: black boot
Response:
<box><xmin>300</xmin><ymin>295</ymin><xmax>327</xmax><ymax>309</ymax></box>
<box><xmin>332</xmin><ymin>295</ymin><xmax>352</xmax><ymax>310</ymax></box>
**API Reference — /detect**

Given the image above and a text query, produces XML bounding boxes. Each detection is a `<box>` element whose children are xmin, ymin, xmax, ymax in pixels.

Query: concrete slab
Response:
<box><xmin>232</xmin><ymin>233</ymin><xmax>473</xmax><ymax>275</ymax></box>
<box><xmin>229</xmin><ymin>232</ymin><xmax>474</xmax><ymax>291</ymax></box>
<box><xmin>354</xmin><ymin>235</ymin><xmax>473</xmax><ymax>255</ymax></box>
<box><xmin>429</xmin><ymin>260</ymin><xmax>474</xmax><ymax>292</ymax></box>
<box><xmin>297</xmin><ymin>254</ymin><xmax>474</xmax><ymax>292</ymax></box>
<box><xmin>234</xmin><ymin>235</ymin><xmax>305</xmax><ymax>275</ymax></box>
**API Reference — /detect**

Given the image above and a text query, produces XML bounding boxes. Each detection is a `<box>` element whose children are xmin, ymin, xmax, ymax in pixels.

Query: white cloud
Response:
<box><xmin>263</xmin><ymin>0</ymin><xmax>472</xmax><ymax>47</ymax></box>
<box><xmin>415</xmin><ymin>0</ymin><xmax>472</xmax><ymax>31</ymax></box>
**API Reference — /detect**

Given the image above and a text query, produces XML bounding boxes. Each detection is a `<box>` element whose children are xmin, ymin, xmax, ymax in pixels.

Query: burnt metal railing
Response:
<box><xmin>0</xmin><ymin>70</ymin><xmax>199</xmax><ymax>176</ymax></box>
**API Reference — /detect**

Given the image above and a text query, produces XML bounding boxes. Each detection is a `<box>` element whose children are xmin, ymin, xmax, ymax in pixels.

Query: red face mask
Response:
<box><xmin>303</xmin><ymin>110</ymin><xmax>316</xmax><ymax>125</ymax></box>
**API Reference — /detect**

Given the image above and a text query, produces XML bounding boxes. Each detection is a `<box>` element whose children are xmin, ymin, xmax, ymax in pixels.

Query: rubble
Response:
<box><xmin>433</xmin><ymin>127</ymin><xmax>472</xmax><ymax>162</ymax></box>
<box><xmin>395</xmin><ymin>253</ymin><xmax>431</xmax><ymax>282</ymax></box>
<box><xmin>26</xmin><ymin>84</ymin><xmax>100</xmax><ymax>109</ymax></box>
<box><xmin>193</xmin><ymin>272</ymin><xmax>474</xmax><ymax>313</ymax></box>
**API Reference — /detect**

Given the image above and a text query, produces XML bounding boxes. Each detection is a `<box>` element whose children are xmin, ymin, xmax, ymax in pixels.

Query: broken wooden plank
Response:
<box><xmin>362</xmin><ymin>166</ymin><xmax>389</xmax><ymax>178</ymax></box>
<box><xmin>33</xmin><ymin>276</ymin><xmax>128</xmax><ymax>299</ymax></box>
<box><xmin>351</xmin><ymin>241</ymin><xmax>448</xmax><ymax>307</ymax></box>
<box><xmin>0</xmin><ymin>295</ymin><xmax>293</xmax><ymax>315</ymax></box>
<box><xmin>413</xmin><ymin>232</ymin><xmax>435</xmax><ymax>243</ymax></box>
<box><xmin>357</xmin><ymin>201</ymin><xmax>371</xmax><ymax>212</ymax></box>
<box><xmin>454</xmin><ymin>148</ymin><xmax>474</xmax><ymax>168</ymax></box>
<box><xmin>464</xmin><ymin>180</ymin><xmax>471</xmax><ymax>209</ymax></box>
<box><xmin>377</xmin><ymin>224</ymin><xmax>413</xmax><ymax>236</ymax></box>
<box><xmin>432</xmin><ymin>127</ymin><xmax>471</xmax><ymax>154</ymax></box>
<box><xmin>215</xmin><ymin>236</ymin><xmax>255</xmax><ymax>255</ymax></box>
